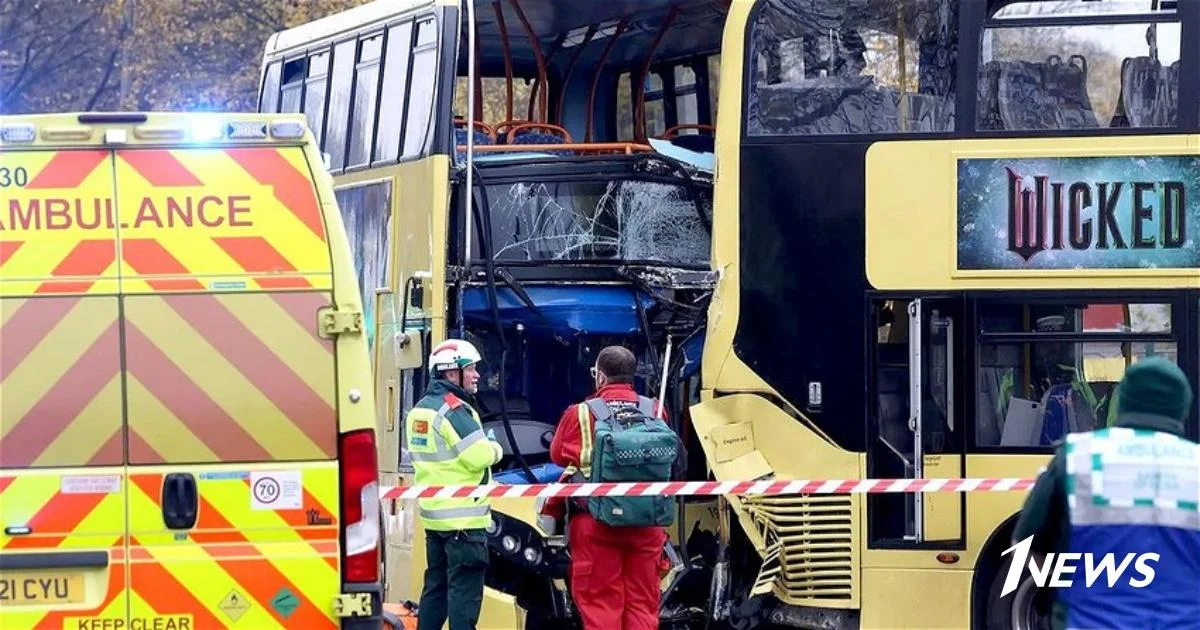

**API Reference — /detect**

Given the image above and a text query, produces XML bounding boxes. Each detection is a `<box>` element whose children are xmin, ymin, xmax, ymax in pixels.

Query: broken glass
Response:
<box><xmin>747</xmin><ymin>0</ymin><xmax>958</xmax><ymax>135</ymax></box>
<box><xmin>483</xmin><ymin>176</ymin><xmax>711</xmax><ymax>268</ymax></box>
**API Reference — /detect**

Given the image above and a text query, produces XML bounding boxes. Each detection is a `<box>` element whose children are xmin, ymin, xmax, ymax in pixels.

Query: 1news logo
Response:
<box><xmin>1000</xmin><ymin>535</ymin><xmax>1159</xmax><ymax>597</ymax></box>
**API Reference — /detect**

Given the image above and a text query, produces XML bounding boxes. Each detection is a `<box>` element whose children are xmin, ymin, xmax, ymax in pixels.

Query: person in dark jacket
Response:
<box><xmin>1011</xmin><ymin>357</ymin><xmax>1198</xmax><ymax>630</ymax></box>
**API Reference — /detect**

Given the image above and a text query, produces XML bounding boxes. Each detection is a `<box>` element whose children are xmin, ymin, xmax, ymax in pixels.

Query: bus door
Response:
<box><xmin>869</xmin><ymin>296</ymin><xmax>964</xmax><ymax>546</ymax></box>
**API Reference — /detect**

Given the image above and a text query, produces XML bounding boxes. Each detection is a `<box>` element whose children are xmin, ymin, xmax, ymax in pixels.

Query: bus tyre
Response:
<box><xmin>983</xmin><ymin>553</ymin><xmax>1050</xmax><ymax>630</ymax></box>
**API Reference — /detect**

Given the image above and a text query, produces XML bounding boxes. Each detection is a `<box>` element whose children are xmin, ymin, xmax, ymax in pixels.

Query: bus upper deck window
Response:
<box><xmin>978</xmin><ymin>3</ymin><xmax>1180</xmax><ymax>131</ymax></box>
<box><xmin>746</xmin><ymin>0</ymin><xmax>958</xmax><ymax>136</ymax></box>
<box><xmin>992</xmin><ymin>1</ymin><xmax>1177</xmax><ymax>20</ymax></box>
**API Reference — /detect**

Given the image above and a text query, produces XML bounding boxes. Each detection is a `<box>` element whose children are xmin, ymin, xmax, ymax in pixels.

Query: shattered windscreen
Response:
<box><xmin>483</xmin><ymin>178</ymin><xmax>712</xmax><ymax>268</ymax></box>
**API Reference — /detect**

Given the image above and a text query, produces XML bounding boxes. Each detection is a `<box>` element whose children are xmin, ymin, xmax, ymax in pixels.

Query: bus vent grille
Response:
<box><xmin>743</xmin><ymin>494</ymin><xmax>858</xmax><ymax>606</ymax></box>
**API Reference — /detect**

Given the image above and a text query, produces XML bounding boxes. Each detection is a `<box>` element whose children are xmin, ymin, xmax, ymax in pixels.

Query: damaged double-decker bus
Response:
<box><xmin>260</xmin><ymin>0</ymin><xmax>720</xmax><ymax>627</ymax></box>
<box><xmin>260</xmin><ymin>0</ymin><xmax>1200</xmax><ymax>628</ymax></box>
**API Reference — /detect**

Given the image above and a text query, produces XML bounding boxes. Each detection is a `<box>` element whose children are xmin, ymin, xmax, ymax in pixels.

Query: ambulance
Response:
<box><xmin>0</xmin><ymin>112</ymin><xmax>382</xmax><ymax>629</ymax></box>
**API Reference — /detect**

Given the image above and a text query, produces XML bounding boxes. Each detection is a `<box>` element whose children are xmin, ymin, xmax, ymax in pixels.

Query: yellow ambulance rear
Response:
<box><xmin>0</xmin><ymin>112</ymin><xmax>382</xmax><ymax>629</ymax></box>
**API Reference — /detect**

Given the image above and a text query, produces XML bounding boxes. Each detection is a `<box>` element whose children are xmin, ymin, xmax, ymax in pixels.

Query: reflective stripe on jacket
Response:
<box><xmin>405</xmin><ymin>378</ymin><xmax>502</xmax><ymax>531</ymax></box>
<box><xmin>1062</xmin><ymin>427</ymin><xmax>1200</xmax><ymax>630</ymax></box>
<box><xmin>573</xmin><ymin>396</ymin><xmax>657</xmax><ymax>479</ymax></box>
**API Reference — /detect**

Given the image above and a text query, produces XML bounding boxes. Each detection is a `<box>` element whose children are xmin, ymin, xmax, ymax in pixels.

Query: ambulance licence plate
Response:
<box><xmin>0</xmin><ymin>572</ymin><xmax>85</xmax><ymax>605</ymax></box>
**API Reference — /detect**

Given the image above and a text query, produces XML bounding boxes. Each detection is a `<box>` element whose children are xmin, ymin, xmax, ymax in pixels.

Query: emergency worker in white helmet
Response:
<box><xmin>405</xmin><ymin>338</ymin><xmax>504</xmax><ymax>630</ymax></box>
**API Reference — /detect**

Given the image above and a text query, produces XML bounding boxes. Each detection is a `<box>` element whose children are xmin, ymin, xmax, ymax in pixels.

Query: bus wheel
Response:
<box><xmin>984</xmin><ymin>555</ymin><xmax>1052</xmax><ymax>630</ymax></box>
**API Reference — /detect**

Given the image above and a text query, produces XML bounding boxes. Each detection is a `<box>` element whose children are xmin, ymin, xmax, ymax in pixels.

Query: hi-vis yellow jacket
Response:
<box><xmin>404</xmin><ymin>378</ymin><xmax>503</xmax><ymax>531</ymax></box>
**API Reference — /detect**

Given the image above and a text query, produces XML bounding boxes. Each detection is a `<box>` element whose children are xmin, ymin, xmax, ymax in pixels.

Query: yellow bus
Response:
<box><xmin>690</xmin><ymin>0</ymin><xmax>1198</xmax><ymax>628</ymax></box>
<box><xmin>260</xmin><ymin>0</ymin><xmax>1200</xmax><ymax>628</ymax></box>
<box><xmin>259</xmin><ymin>0</ymin><xmax>721</xmax><ymax>627</ymax></box>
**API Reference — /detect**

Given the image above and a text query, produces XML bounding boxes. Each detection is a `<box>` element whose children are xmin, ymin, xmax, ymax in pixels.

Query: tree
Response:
<box><xmin>115</xmin><ymin>0</ymin><xmax>367</xmax><ymax>113</ymax></box>
<box><xmin>0</xmin><ymin>0</ymin><xmax>128</xmax><ymax>114</ymax></box>
<box><xmin>0</xmin><ymin>0</ymin><xmax>367</xmax><ymax>115</ymax></box>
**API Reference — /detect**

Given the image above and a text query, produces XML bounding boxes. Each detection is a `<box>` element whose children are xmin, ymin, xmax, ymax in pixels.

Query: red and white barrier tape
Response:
<box><xmin>379</xmin><ymin>477</ymin><xmax>1036</xmax><ymax>501</ymax></box>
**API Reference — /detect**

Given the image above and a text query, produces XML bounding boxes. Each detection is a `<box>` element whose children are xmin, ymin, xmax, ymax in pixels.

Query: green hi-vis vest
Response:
<box><xmin>405</xmin><ymin>385</ymin><xmax>503</xmax><ymax>531</ymax></box>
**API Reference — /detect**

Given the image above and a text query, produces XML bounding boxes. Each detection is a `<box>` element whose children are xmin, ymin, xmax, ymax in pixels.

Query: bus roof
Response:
<box><xmin>265</xmin><ymin>0</ymin><xmax>449</xmax><ymax>57</ymax></box>
<box><xmin>265</xmin><ymin>0</ymin><xmax>724</xmax><ymax>67</ymax></box>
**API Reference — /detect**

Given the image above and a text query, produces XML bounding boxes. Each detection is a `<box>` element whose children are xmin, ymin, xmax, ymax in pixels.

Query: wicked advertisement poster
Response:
<box><xmin>956</xmin><ymin>155</ymin><xmax>1200</xmax><ymax>271</ymax></box>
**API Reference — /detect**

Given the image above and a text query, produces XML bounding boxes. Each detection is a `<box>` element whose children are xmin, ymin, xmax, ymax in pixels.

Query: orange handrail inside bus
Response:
<box><xmin>454</xmin><ymin>117</ymin><xmax>498</xmax><ymax>143</ymax></box>
<box><xmin>557</xmin><ymin>25</ymin><xmax>597</xmax><ymax>125</ymax></box>
<box><xmin>635</xmin><ymin>6</ymin><xmax>679</xmax><ymax>143</ymax></box>
<box><xmin>456</xmin><ymin>142</ymin><xmax>655</xmax><ymax>155</ymax></box>
<box><xmin>586</xmin><ymin>18</ymin><xmax>628</xmax><ymax>142</ymax></box>
<box><xmin>505</xmin><ymin>122</ymin><xmax>573</xmax><ymax>143</ymax></box>
<box><xmin>493</xmin><ymin>1</ymin><xmax>514</xmax><ymax>121</ymax></box>
<box><xmin>508</xmin><ymin>0</ymin><xmax>548</xmax><ymax>122</ymax></box>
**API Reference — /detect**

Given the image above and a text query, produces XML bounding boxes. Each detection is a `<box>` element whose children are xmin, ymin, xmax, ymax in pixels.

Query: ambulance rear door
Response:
<box><xmin>114</xmin><ymin>145</ymin><xmax>343</xmax><ymax>629</ymax></box>
<box><xmin>0</xmin><ymin>147</ymin><xmax>131</xmax><ymax>629</ymax></box>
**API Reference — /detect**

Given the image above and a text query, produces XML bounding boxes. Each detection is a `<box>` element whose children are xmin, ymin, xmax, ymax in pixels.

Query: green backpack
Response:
<box><xmin>577</xmin><ymin>396</ymin><xmax>679</xmax><ymax>528</ymax></box>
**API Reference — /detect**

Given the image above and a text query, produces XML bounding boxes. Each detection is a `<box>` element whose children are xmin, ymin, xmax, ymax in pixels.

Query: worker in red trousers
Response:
<box><xmin>546</xmin><ymin>345</ymin><xmax>669</xmax><ymax>630</ymax></box>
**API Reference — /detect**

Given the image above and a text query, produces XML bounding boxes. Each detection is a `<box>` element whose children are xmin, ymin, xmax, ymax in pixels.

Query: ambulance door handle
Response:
<box><xmin>162</xmin><ymin>473</ymin><xmax>198</xmax><ymax>530</ymax></box>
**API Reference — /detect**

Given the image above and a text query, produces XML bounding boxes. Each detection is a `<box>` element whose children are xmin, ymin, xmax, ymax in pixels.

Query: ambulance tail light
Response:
<box><xmin>340</xmin><ymin>429</ymin><xmax>380</xmax><ymax>584</ymax></box>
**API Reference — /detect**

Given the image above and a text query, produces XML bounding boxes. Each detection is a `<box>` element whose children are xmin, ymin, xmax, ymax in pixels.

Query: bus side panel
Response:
<box><xmin>369</xmin><ymin>157</ymin><xmax>450</xmax><ymax>606</ymax></box>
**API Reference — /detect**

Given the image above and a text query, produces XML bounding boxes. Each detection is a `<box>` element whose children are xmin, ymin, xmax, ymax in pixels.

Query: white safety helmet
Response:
<box><xmin>429</xmin><ymin>339</ymin><xmax>483</xmax><ymax>373</ymax></box>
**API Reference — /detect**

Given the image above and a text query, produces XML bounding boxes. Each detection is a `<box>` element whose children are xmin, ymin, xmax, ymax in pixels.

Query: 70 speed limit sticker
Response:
<box><xmin>251</xmin><ymin>470</ymin><xmax>303</xmax><ymax>510</ymax></box>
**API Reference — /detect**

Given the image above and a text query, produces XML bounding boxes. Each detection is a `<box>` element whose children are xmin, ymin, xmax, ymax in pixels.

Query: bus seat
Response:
<box><xmin>508</xmin><ymin>123</ymin><xmax>570</xmax><ymax>144</ymax></box>
<box><xmin>1111</xmin><ymin>56</ymin><xmax>1160</xmax><ymax>127</ymax></box>
<box><xmin>976</xmin><ymin>61</ymin><xmax>1005</xmax><ymax>131</ymax></box>
<box><xmin>996</xmin><ymin>60</ymin><xmax>1047</xmax><ymax>130</ymax></box>
<box><xmin>1164</xmin><ymin>60</ymin><xmax>1180</xmax><ymax>121</ymax></box>
<box><xmin>511</xmin><ymin>131</ymin><xmax>566</xmax><ymax>146</ymax></box>
<box><xmin>455</xmin><ymin>130</ymin><xmax>495</xmax><ymax>162</ymax></box>
<box><xmin>755</xmin><ymin>76</ymin><xmax>949</xmax><ymax>135</ymax></box>
<box><xmin>995</xmin><ymin>57</ymin><xmax>1097</xmax><ymax>131</ymax></box>
<box><xmin>501</xmin><ymin>122</ymin><xmax>572</xmax><ymax>156</ymax></box>
<box><xmin>1042</xmin><ymin>55</ymin><xmax>1097</xmax><ymax>129</ymax></box>
<box><xmin>454</xmin><ymin>117</ymin><xmax>496</xmax><ymax>162</ymax></box>
<box><xmin>1112</xmin><ymin>56</ymin><xmax>1178</xmax><ymax>128</ymax></box>
<box><xmin>456</xmin><ymin>128</ymin><xmax>495</xmax><ymax>147</ymax></box>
